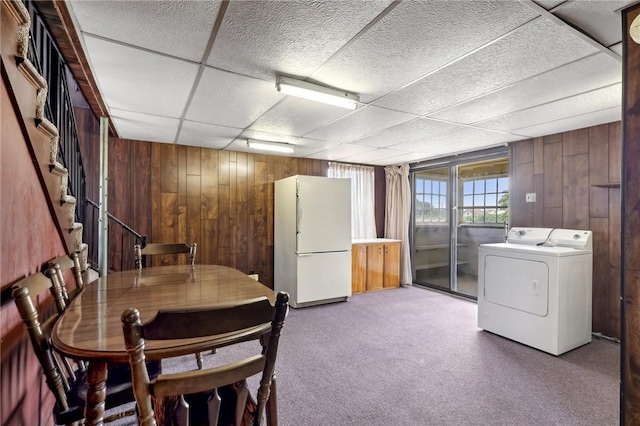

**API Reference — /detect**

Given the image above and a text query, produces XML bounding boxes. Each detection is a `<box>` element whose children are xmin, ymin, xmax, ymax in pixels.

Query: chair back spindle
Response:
<box><xmin>48</xmin><ymin>252</ymin><xmax>85</xmax><ymax>307</ymax></box>
<box><xmin>135</xmin><ymin>242</ymin><xmax>197</xmax><ymax>269</ymax></box>
<box><xmin>13</xmin><ymin>271</ymin><xmax>153</xmax><ymax>424</ymax></box>
<box><xmin>12</xmin><ymin>278</ymin><xmax>70</xmax><ymax>412</ymax></box>
<box><xmin>122</xmin><ymin>292</ymin><xmax>290</xmax><ymax>426</ymax></box>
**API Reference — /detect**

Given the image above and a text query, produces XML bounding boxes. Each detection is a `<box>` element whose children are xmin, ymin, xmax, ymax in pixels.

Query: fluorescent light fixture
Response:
<box><xmin>276</xmin><ymin>76</ymin><xmax>359</xmax><ymax>110</ymax></box>
<box><xmin>247</xmin><ymin>139</ymin><xmax>295</xmax><ymax>154</ymax></box>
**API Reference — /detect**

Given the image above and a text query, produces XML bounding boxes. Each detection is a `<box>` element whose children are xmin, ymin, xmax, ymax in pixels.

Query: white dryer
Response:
<box><xmin>477</xmin><ymin>227</ymin><xmax>592</xmax><ymax>356</ymax></box>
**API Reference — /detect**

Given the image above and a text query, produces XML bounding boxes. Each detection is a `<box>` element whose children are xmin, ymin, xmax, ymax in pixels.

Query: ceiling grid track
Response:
<box><xmin>174</xmin><ymin>0</ymin><xmax>229</xmax><ymax>144</ymax></box>
<box><xmin>428</xmin><ymin>52</ymin><xmax>614</xmax><ymax>118</ymax></box>
<box><xmin>59</xmin><ymin>0</ymin><xmax>629</xmax><ymax>165</ymax></box>
<box><xmin>520</xmin><ymin>0</ymin><xmax>622</xmax><ymax>61</ymax></box>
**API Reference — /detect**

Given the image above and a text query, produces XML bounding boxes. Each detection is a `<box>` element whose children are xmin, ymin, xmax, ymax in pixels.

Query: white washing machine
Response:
<box><xmin>477</xmin><ymin>227</ymin><xmax>593</xmax><ymax>356</ymax></box>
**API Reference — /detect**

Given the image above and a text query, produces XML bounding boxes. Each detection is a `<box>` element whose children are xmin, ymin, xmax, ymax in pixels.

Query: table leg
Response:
<box><xmin>84</xmin><ymin>360</ymin><xmax>108</xmax><ymax>426</ymax></box>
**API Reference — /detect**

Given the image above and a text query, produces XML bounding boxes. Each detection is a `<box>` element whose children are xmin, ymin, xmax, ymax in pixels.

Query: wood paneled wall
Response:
<box><xmin>510</xmin><ymin>123</ymin><xmax>621</xmax><ymax>339</ymax></box>
<box><xmin>623</xmin><ymin>4</ymin><xmax>640</xmax><ymax>423</ymax></box>
<box><xmin>107</xmin><ymin>139</ymin><xmax>386</xmax><ymax>288</ymax></box>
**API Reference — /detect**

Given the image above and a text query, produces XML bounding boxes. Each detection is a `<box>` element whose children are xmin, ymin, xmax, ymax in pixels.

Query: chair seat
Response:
<box><xmin>53</xmin><ymin>360</ymin><xmax>162</xmax><ymax>425</ymax></box>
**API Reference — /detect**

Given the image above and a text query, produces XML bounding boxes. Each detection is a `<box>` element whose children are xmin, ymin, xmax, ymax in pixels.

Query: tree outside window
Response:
<box><xmin>460</xmin><ymin>176</ymin><xmax>508</xmax><ymax>224</ymax></box>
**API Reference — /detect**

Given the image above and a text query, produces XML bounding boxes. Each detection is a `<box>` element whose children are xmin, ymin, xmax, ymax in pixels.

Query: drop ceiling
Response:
<box><xmin>66</xmin><ymin>0</ymin><xmax>630</xmax><ymax>166</ymax></box>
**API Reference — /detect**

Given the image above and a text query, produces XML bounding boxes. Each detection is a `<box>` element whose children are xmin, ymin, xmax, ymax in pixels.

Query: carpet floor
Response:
<box><xmin>111</xmin><ymin>285</ymin><xmax>620</xmax><ymax>425</ymax></box>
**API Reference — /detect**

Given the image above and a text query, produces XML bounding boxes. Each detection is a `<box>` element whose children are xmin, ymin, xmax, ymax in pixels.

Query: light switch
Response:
<box><xmin>526</xmin><ymin>193</ymin><xmax>536</xmax><ymax>203</ymax></box>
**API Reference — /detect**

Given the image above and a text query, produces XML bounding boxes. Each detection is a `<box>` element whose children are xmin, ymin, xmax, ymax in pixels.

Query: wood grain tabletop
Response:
<box><xmin>52</xmin><ymin>264</ymin><xmax>275</xmax><ymax>363</ymax></box>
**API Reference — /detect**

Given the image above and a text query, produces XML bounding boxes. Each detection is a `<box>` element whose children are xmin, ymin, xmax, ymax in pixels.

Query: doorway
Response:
<box><xmin>411</xmin><ymin>151</ymin><xmax>509</xmax><ymax>299</ymax></box>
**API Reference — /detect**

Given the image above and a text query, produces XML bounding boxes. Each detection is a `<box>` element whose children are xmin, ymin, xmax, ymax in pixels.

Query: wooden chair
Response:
<box><xmin>47</xmin><ymin>252</ymin><xmax>85</xmax><ymax>312</ymax></box>
<box><xmin>134</xmin><ymin>241</ymin><xmax>204</xmax><ymax>368</ymax></box>
<box><xmin>134</xmin><ymin>242</ymin><xmax>197</xmax><ymax>269</ymax></box>
<box><xmin>12</xmin><ymin>271</ymin><xmax>158</xmax><ymax>425</ymax></box>
<box><xmin>121</xmin><ymin>291</ymin><xmax>290</xmax><ymax>426</ymax></box>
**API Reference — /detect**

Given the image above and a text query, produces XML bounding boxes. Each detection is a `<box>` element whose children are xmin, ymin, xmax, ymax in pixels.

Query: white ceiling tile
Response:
<box><xmin>312</xmin><ymin>0</ymin><xmax>538</xmax><ymax>103</ymax></box>
<box><xmin>551</xmin><ymin>0</ymin><xmax>635</xmax><ymax>47</ymax></box>
<box><xmin>352</xmin><ymin>118</ymin><xmax>464</xmax><ymax>148</ymax></box>
<box><xmin>111</xmin><ymin>109</ymin><xmax>179</xmax><ymax>143</ymax></box>
<box><xmin>248</xmin><ymin>97</ymin><xmax>351</xmax><ymax>137</ymax></box>
<box><xmin>409</xmin><ymin>136</ymin><xmax>524</xmax><ymax>163</ymax></box>
<box><xmin>177</xmin><ymin>121</ymin><xmax>242</xmax><ymax>149</ymax></box>
<box><xmin>366</xmin><ymin>151</ymin><xmax>434</xmax><ymax>166</ymax></box>
<box><xmin>610</xmin><ymin>43</ymin><xmax>623</xmax><ymax>56</ymax></box>
<box><xmin>375</xmin><ymin>16</ymin><xmax>600</xmax><ymax>116</ymax></box>
<box><xmin>534</xmin><ymin>1</ymin><xmax>566</xmax><ymax>10</ymax></box>
<box><xmin>509</xmin><ymin>107</ymin><xmax>621</xmax><ymax>138</ymax></box>
<box><xmin>84</xmin><ymin>36</ymin><xmax>199</xmax><ymax>118</ymax></box>
<box><xmin>69</xmin><ymin>0</ymin><xmax>221</xmax><ymax>62</ymax></box>
<box><xmin>292</xmin><ymin>139</ymin><xmax>343</xmax><ymax>156</ymax></box>
<box><xmin>438</xmin><ymin>126</ymin><xmax>526</xmax><ymax>148</ymax></box>
<box><xmin>186</xmin><ymin>68</ymin><xmax>283</xmax><ymax>128</ymax></box>
<box><xmin>207</xmin><ymin>0</ymin><xmax>394</xmax><ymax>81</ymax></box>
<box><xmin>476</xmin><ymin>84</ymin><xmax>621</xmax><ymax>133</ymax></box>
<box><xmin>431</xmin><ymin>53</ymin><xmax>621</xmax><ymax>124</ymax></box>
<box><xmin>389</xmin><ymin>125</ymin><xmax>523</xmax><ymax>154</ymax></box>
<box><xmin>339</xmin><ymin>147</ymin><xmax>432</xmax><ymax>166</ymax></box>
<box><xmin>305</xmin><ymin>143</ymin><xmax>375</xmax><ymax>161</ymax></box>
<box><xmin>305</xmin><ymin>106</ymin><xmax>415</xmax><ymax>143</ymax></box>
<box><xmin>69</xmin><ymin>0</ymin><xmax>627</xmax><ymax>166</ymax></box>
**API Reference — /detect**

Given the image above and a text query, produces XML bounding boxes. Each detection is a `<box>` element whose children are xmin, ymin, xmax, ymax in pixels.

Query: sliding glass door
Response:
<box><xmin>411</xmin><ymin>151</ymin><xmax>509</xmax><ymax>299</ymax></box>
<box><xmin>454</xmin><ymin>158</ymin><xmax>510</xmax><ymax>298</ymax></box>
<box><xmin>412</xmin><ymin>166</ymin><xmax>451</xmax><ymax>291</ymax></box>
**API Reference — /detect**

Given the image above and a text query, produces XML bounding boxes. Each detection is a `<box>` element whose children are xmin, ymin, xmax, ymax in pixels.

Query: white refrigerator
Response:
<box><xmin>274</xmin><ymin>175</ymin><xmax>352</xmax><ymax>308</ymax></box>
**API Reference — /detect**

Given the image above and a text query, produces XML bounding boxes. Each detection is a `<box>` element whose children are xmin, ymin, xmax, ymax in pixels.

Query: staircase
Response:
<box><xmin>2</xmin><ymin>0</ymin><xmax>89</xmax><ymax>270</ymax></box>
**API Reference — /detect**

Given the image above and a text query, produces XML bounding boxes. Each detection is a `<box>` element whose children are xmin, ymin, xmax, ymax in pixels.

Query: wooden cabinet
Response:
<box><xmin>351</xmin><ymin>244</ymin><xmax>367</xmax><ymax>294</ymax></box>
<box><xmin>366</xmin><ymin>244</ymin><xmax>385</xmax><ymax>291</ymax></box>
<box><xmin>351</xmin><ymin>239</ymin><xmax>401</xmax><ymax>293</ymax></box>
<box><xmin>383</xmin><ymin>243</ymin><xmax>400</xmax><ymax>288</ymax></box>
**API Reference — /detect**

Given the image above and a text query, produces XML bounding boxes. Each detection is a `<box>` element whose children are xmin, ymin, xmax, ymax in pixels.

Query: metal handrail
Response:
<box><xmin>85</xmin><ymin>199</ymin><xmax>145</xmax><ymax>238</ymax></box>
<box><xmin>85</xmin><ymin>199</ymin><xmax>147</xmax><ymax>271</ymax></box>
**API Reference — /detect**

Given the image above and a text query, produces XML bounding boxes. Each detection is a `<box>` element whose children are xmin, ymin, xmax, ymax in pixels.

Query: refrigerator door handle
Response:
<box><xmin>296</xmin><ymin>197</ymin><xmax>302</xmax><ymax>237</ymax></box>
<box><xmin>296</xmin><ymin>191</ymin><xmax>302</xmax><ymax>249</ymax></box>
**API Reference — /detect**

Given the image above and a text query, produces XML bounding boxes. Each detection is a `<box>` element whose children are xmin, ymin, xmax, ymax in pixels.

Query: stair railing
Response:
<box><xmin>25</xmin><ymin>0</ymin><xmax>86</xmax><ymax>224</ymax></box>
<box><xmin>85</xmin><ymin>199</ymin><xmax>147</xmax><ymax>272</ymax></box>
<box><xmin>24</xmin><ymin>1</ymin><xmax>146</xmax><ymax>271</ymax></box>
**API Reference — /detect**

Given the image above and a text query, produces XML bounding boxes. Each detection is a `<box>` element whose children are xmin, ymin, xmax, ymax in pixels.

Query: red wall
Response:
<box><xmin>1</xmin><ymin>69</ymin><xmax>66</xmax><ymax>425</ymax></box>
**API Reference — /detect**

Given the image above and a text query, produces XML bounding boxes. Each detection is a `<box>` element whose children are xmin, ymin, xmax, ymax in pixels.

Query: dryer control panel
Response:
<box><xmin>506</xmin><ymin>228</ymin><xmax>553</xmax><ymax>244</ymax></box>
<box><xmin>507</xmin><ymin>227</ymin><xmax>592</xmax><ymax>251</ymax></box>
<box><xmin>548</xmin><ymin>229</ymin><xmax>592</xmax><ymax>251</ymax></box>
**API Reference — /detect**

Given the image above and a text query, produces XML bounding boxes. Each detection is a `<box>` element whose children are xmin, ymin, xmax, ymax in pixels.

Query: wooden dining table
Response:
<box><xmin>51</xmin><ymin>264</ymin><xmax>276</xmax><ymax>426</ymax></box>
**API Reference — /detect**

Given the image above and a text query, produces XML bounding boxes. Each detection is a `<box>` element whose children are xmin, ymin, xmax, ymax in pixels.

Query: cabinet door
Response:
<box><xmin>366</xmin><ymin>244</ymin><xmax>384</xmax><ymax>291</ymax></box>
<box><xmin>351</xmin><ymin>244</ymin><xmax>367</xmax><ymax>294</ymax></box>
<box><xmin>383</xmin><ymin>243</ymin><xmax>400</xmax><ymax>288</ymax></box>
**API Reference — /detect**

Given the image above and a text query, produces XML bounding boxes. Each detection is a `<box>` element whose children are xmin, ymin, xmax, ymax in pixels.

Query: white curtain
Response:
<box><xmin>384</xmin><ymin>163</ymin><xmax>412</xmax><ymax>286</ymax></box>
<box><xmin>328</xmin><ymin>162</ymin><xmax>377</xmax><ymax>239</ymax></box>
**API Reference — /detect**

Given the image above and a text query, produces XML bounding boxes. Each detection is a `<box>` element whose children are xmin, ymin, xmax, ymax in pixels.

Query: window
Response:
<box><xmin>460</xmin><ymin>176</ymin><xmax>508</xmax><ymax>224</ymax></box>
<box><xmin>414</xmin><ymin>176</ymin><xmax>448</xmax><ymax>224</ymax></box>
<box><xmin>328</xmin><ymin>162</ymin><xmax>376</xmax><ymax>239</ymax></box>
